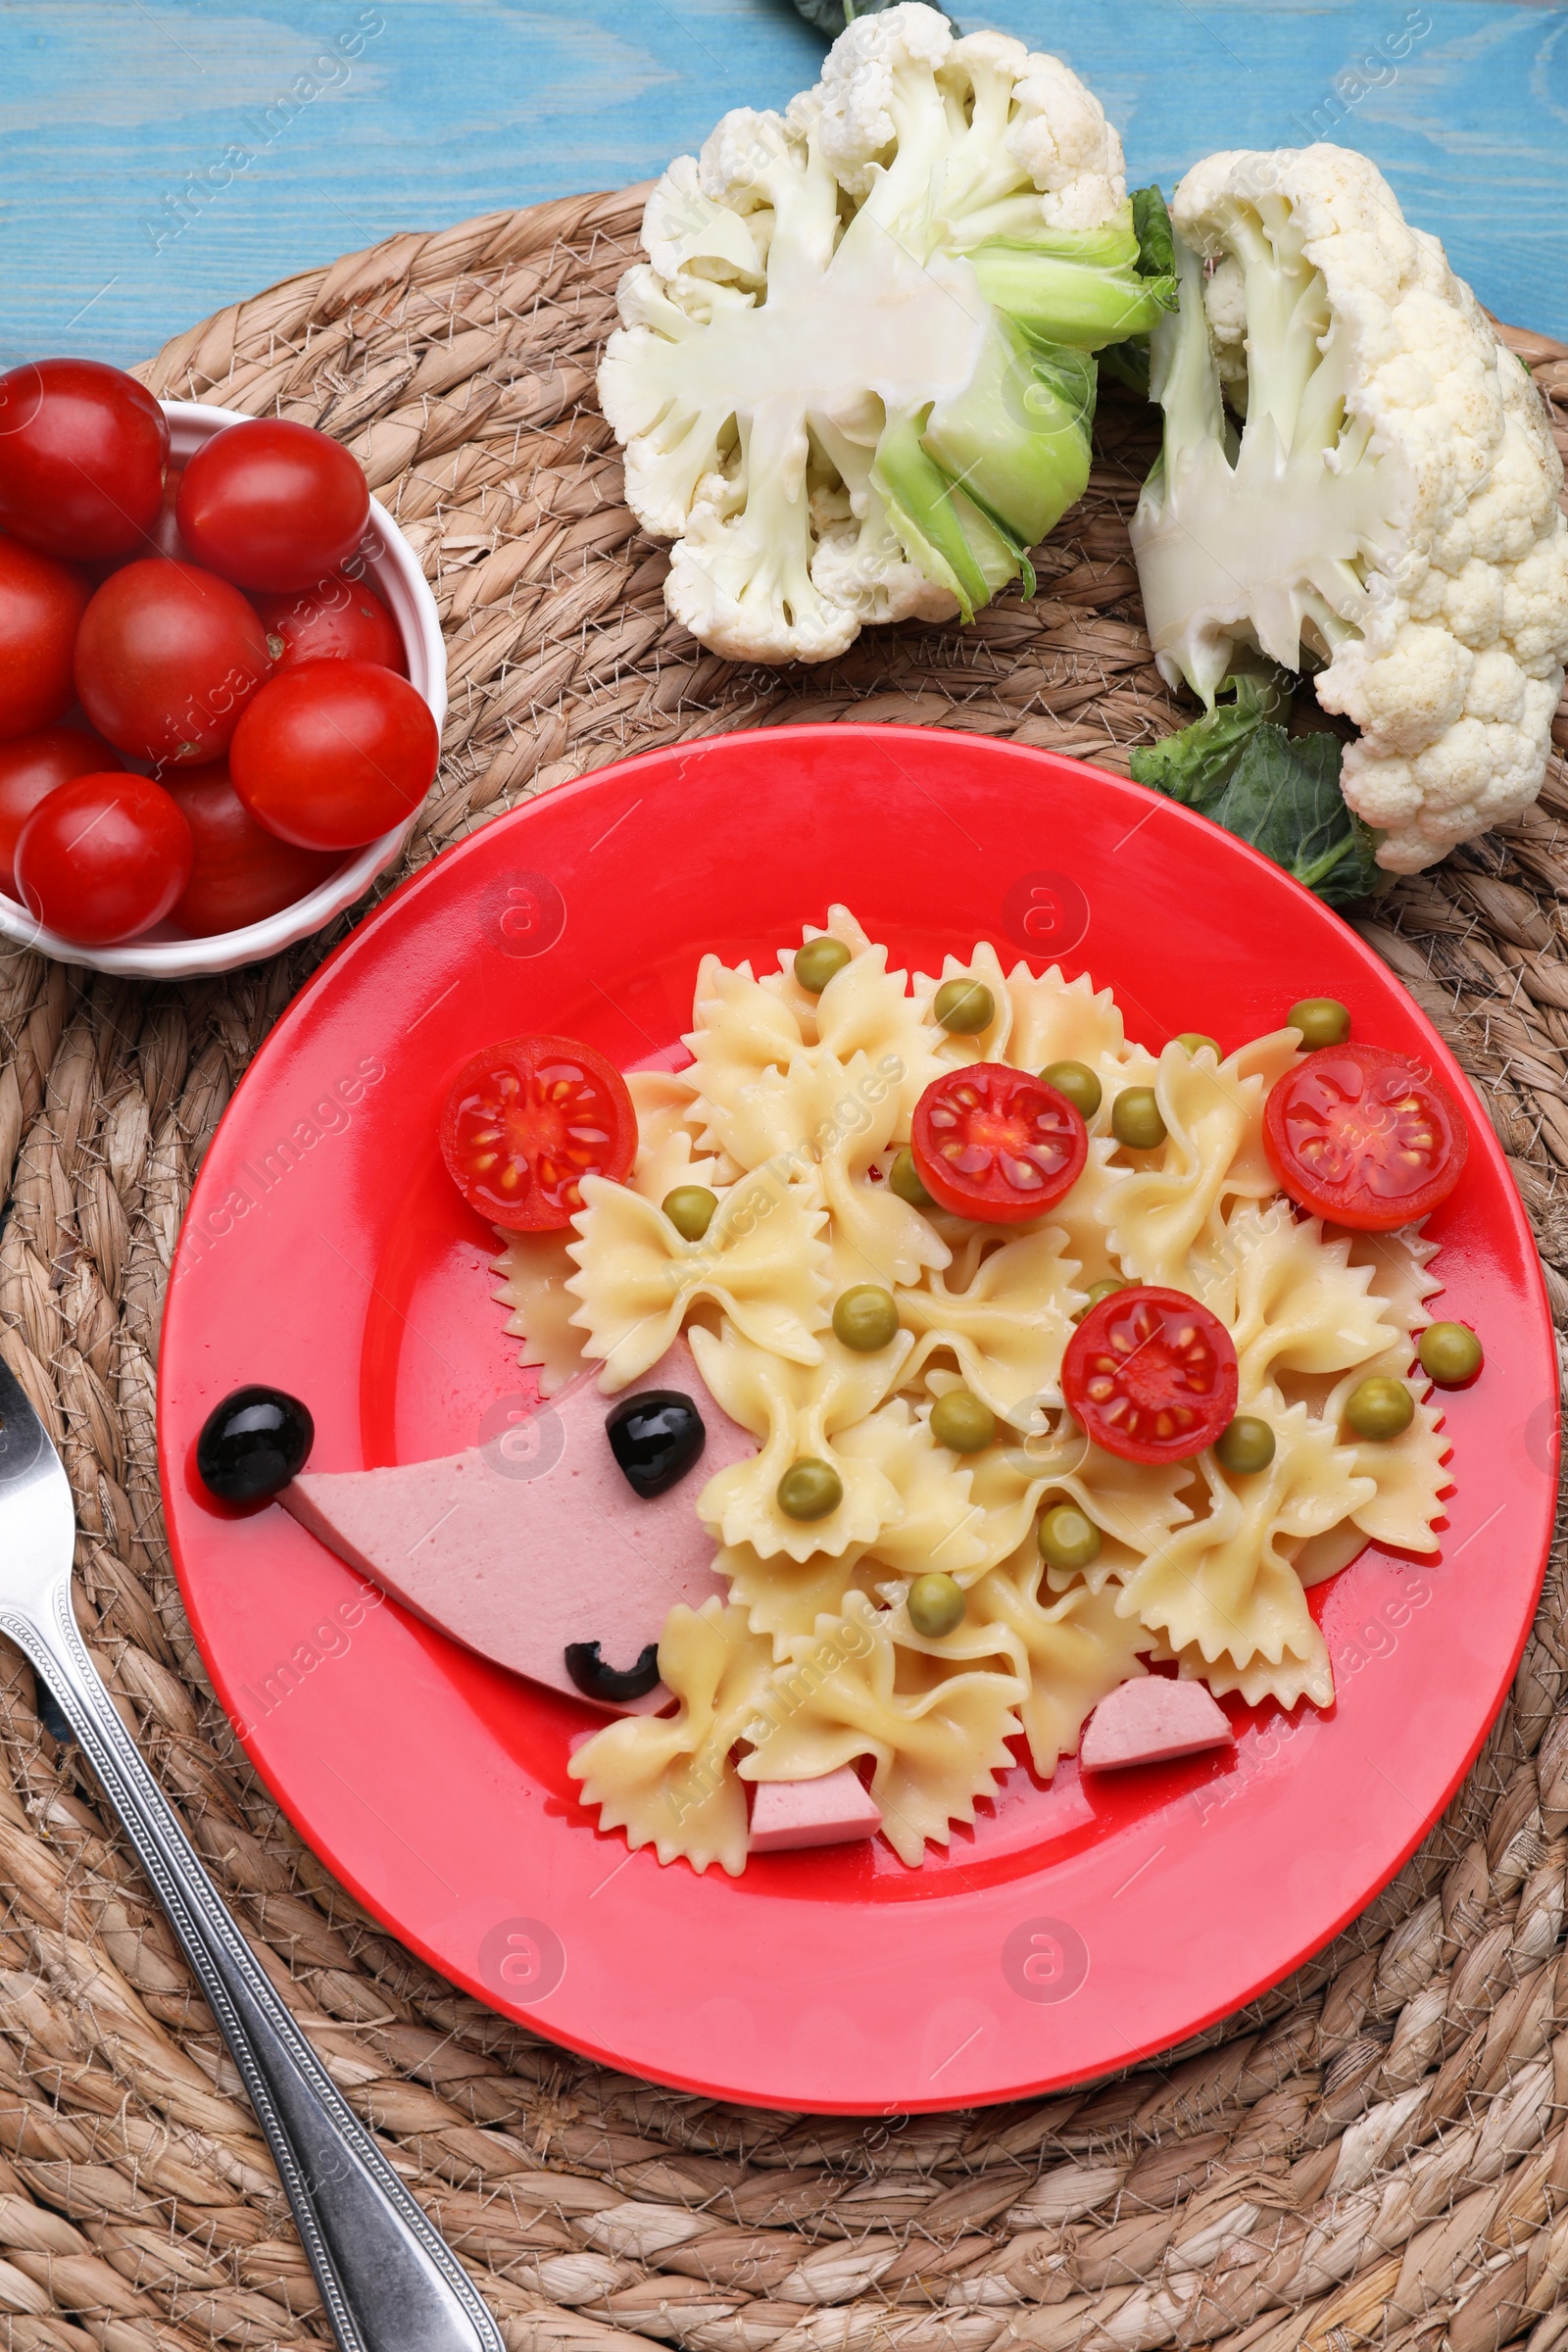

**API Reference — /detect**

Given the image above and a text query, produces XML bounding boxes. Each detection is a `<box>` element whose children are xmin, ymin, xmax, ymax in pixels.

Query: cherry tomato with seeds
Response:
<box><xmin>0</xmin><ymin>535</ymin><xmax>93</xmax><ymax>739</ymax></box>
<box><xmin>440</xmin><ymin>1034</ymin><xmax>637</xmax><ymax>1231</ymax></box>
<box><xmin>229</xmin><ymin>659</ymin><xmax>438</xmax><ymax>850</ymax></box>
<box><xmin>177</xmin><ymin>419</ymin><xmax>370</xmax><ymax>592</ymax></box>
<box><xmin>1062</xmin><ymin>1285</ymin><xmax>1239</xmax><ymax>1465</ymax></box>
<box><xmin>74</xmin><ymin>559</ymin><xmax>274</xmax><ymax>765</ymax></box>
<box><xmin>164</xmin><ymin>760</ymin><xmax>340</xmax><ymax>937</ymax></box>
<box><xmin>15</xmin><ymin>772</ymin><xmax>192</xmax><ymax>946</ymax></box>
<box><xmin>1263</xmin><ymin>1042</ymin><xmax>1469</xmax><ymax>1231</ymax></box>
<box><xmin>910</xmin><ymin>1063</ymin><xmax>1086</xmax><ymax>1223</ymax></box>
<box><xmin>0</xmin><ymin>359</ymin><xmax>169</xmax><ymax>560</ymax></box>
<box><xmin>0</xmin><ymin>725</ymin><xmax>123</xmax><ymax>896</ymax></box>
<box><xmin>253</xmin><ymin>567</ymin><xmax>407</xmax><ymax>675</ymax></box>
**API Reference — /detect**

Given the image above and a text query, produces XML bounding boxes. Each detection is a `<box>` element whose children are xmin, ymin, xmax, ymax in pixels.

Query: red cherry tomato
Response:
<box><xmin>910</xmin><ymin>1063</ymin><xmax>1087</xmax><ymax>1223</ymax></box>
<box><xmin>0</xmin><ymin>359</ymin><xmax>169</xmax><ymax>560</ymax></box>
<box><xmin>440</xmin><ymin>1035</ymin><xmax>636</xmax><ymax>1231</ymax></box>
<box><xmin>253</xmin><ymin>567</ymin><xmax>407</xmax><ymax>675</ymax></box>
<box><xmin>74</xmin><ymin>558</ymin><xmax>273</xmax><ymax>765</ymax></box>
<box><xmin>176</xmin><ymin>419</ymin><xmax>370</xmax><ymax>592</ymax></box>
<box><xmin>1263</xmin><ymin>1043</ymin><xmax>1469</xmax><ymax>1232</ymax></box>
<box><xmin>0</xmin><ymin>536</ymin><xmax>93</xmax><ymax>738</ymax></box>
<box><xmin>229</xmin><ymin>660</ymin><xmax>438</xmax><ymax>851</ymax></box>
<box><xmin>164</xmin><ymin>760</ymin><xmax>340</xmax><ymax>937</ymax></box>
<box><xmin>0</xmin><ymin>725</ymin><xmax>123</xmax><ymax>896</ymax></box>
<box><xmin>1063</xmin><ymin>1286</ymin><xmax>1239</xmax><ymax>1465</ymax></box>
<box><xmin>15</xmin><ymin>772</ymin><xmax>192</xmax><ymax>947</ymax></box>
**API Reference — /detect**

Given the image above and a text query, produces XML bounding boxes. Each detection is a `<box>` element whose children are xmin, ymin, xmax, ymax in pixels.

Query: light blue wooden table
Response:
<box><xmin>1</xmin><ymin>0</ymin><xmax>1565</xmax><ymax>366</ymax></box>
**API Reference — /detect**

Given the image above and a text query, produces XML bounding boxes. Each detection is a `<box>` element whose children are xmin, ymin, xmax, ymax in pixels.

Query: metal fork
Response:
<box><xmin>0</xmin><ymin>1354</ymin><xmax>505</xmax><ymax>2352</ymax></box>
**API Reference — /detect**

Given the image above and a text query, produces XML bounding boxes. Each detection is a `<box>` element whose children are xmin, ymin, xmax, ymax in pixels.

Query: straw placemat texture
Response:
<box><xmin>0</xmin><ymin>183</ymin><xmax>1564</xmax><ymax>2352</ymax></box>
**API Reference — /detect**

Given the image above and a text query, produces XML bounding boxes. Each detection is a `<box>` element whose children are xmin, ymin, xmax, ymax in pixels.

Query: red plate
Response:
<box><xmin>159</xmin><ymin>725</ymin><xmax>1557</xmax><ymax>2113</ymax></box>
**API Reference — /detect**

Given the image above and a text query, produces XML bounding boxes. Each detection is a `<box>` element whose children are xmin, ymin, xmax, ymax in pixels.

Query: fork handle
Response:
<box><xmin>4</xmin><ymin>1585</ymin><xmax>504</xmax><ymax>2352</ymax></box>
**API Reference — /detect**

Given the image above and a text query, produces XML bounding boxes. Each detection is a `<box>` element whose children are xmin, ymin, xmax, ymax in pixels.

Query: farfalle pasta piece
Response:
<box><xmin>692</xmin><ymin>1321</ymin><xmax>913</xmax><ymax>1560</ymax></box>
<box><xmin>964</xmin><ymin>1556</ymin><xmax>1152</xmax><ymax>1777</ymax></box>
<box><xmin>494</xmin><ymin>1231</ymin><xmax>584</xmax><ymax>1396</ymax></box>
<box><xmin>739</xmin><ymin>1594</ymin><xmax>1024</xmax><ymax>1866</ymax></box>
<box><xmin>1009</xmin><ymin>1429</ymin><xmax>1196</xmax><ymax>1571</ymax></box>
<box><xmin>685</xmin><ymin>956</ymin><xmax>806</xmax><ymax>1120</ymax></box>
<box><xmin>1327</xmin><ymin>1355</ymin><xmax>1449</xmax><ymax>1552</ymax></box>
<box><xmin>1046</xmin><ymin>1144</ymin><xmax>1134</xmax><ymax>1291</ymax></box>
<box><xmin>899</xmin><ymin>1223</ymin><xmax>1083</xmax><ymax>1425</ymax></box>
<box><xmin>566</xmin><ymin>1166</ymin><xmax>830</xmax><ymax>1390</ymax></box>
<box><xmin>1347</xmin><ymin>1223</ymin><xmax>1442</xmax><ymax>1341</ymax></box>
<box><xmin>1101</xmin><ymin>1032</ymin><xmax>1300</xmax><ymax>1288</ymax></box>
<box><xmin>568</xmin><ymin>1598</ymin><xmax>776</xmax><ymax>1877</ymax></box>
<box><xmin>1177</xmin><ymin>1636</ymin><xmax>1335</xmax><ymax>1711</ymax></box>
<box><xmin>1214</xmin><ymin>1202</ymin><xmax>1399</xmax><ymax>1398</ymax></box>
<box><xmin>1117</xmin><ymin>1399</ymin><xmax>1373</xmax><ymax>1670</ymax></box>
<box><xmin>629</xmin><ymin>1116</ymin><xmax>723</xmax><ymax>1208</ymax></box>
<box><xmin>834</xmin><ymin>1398</ymin><xmax>990</xmax><ymax>1581</ymax></box>
<box><xmin>718</xmin><ymin>1541</ymin><xmax>883</xmax><ymax>1653</ymax></box>
<box><xmin>1003</xmin><ymin>963</ymin><xmax>1159</xmax><ymax>1105</ymax></box>
<box><xmin>762</xmin><ymin>906</ymin><xmax>877</xmax><ymax>1040</ymax></box>
<box><xmin>626</xmin><ymin>1067</ymin><xmax>708</xmax><ymax>1158</ymax></box>
<box><xmin>915</xmin><ymin>940</ymin><xmax>1014</xmax><ymax>1064</ymax></box>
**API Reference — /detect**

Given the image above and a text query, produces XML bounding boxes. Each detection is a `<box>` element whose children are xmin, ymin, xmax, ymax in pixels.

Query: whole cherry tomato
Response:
<box><xmin>0</xmin><ymin>726</ymin><xmax>123</xmax><ymax>896</ymax></box>
<box><xmin>229</xmin><ymin>660</ymin><xmax>438</xmax><ymax>850</ymax></box>
<box><xmin>1062</xmin><ymin>1285</ymin><xmax>1239</xmax><ymax>1465</ymax></box>
<box><xmin>1263</xmin><ymin>1042</ymin><xmax>1469</xmax><ymax>1232</ymax></box>
<box><xmin>74</xmin><ymin>558</ymin><xmax>273</xmax><ymax>765</ymax></box>
<box><xmin>253</xmin><ymin>567</ymin><xmax>407</xmax><ymax>675</ymax></box>
<box><xmin>176</xmin><ymin>419</ymin><xmax>370</xmax><ymax>592</ymax></box>
<box><xmin>0</xmin><ymin>359</ymin><xmax>168</xmax><ymax>560</ymax></box>
<box><xmin>164</xmin><ymin>760</ymin><xmax>338</xmax><ymax>937</ymax></box>
<box><xmin>440</xmin><ymin>1035</ymin><xmax>637</xmax><ymax>1230</ymax></box>
<box><xmin>910</xmin><ymin>1063</ymin><xmax>1087</xmax><ymax>1222</ymax></box>
<box><xmin>0</xmin><ymin>536</ymin><xmax>93</xmax><ymax>738</ymax></box>
<box><xmin>15</xmin><ymin>772</ymin><xmax>192</xmax><ymax>946</ymax></box>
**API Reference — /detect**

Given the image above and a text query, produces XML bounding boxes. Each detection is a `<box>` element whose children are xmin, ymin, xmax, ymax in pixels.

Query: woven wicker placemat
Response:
<box><xmin>0</xmin><ymin>184</ymin><xmax>1565</xmax><ymax>2352</ymax></box>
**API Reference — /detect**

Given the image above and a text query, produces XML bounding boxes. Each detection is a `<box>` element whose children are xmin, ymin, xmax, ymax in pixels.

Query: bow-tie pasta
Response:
<box><xmin>539</xmin><ymin>912</ymin><xmax>1469</xmax><ymax>1874</ymax></box>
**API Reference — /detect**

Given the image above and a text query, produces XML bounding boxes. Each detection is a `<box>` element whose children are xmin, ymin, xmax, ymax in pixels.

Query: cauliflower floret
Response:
<box><xmin>1130</xmin><ymin>143</ymin><xmax>1568</xmax><ymax>873</ymax></box>
<box><xmin>599</xmin><ymin>2</ymin><xmax>1169</xmax><ymax>665</ymax></box>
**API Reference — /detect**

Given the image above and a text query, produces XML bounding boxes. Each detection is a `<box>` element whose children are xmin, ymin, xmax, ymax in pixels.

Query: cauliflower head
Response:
<box><xmin>599</xmin><ymin>2</ymin><xmax>1173</xmax><ymax>664</ymax></box>
<box><xmin>1128</xmin><ymin>144</ymin><xmax>1568</xmax><ymax>873</ymax></box>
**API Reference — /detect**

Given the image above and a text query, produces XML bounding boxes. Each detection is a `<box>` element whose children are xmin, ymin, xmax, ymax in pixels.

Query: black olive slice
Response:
<box><xmin>197</xmin><ymin>1386</ymin><xmax>314</xmax><ymax>1502</ymax></box>
<box><xmin>605</xmin><ymin>1389</ymin><xmax>706</xmax><ymax>1497</ymax></box>
<box><xmin>564</xmin><ymin>1642</ymin><xmax>662</xmax><ymax>1704</ymax></box>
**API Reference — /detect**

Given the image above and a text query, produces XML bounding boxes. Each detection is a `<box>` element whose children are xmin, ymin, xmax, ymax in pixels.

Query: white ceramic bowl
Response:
<box><xmin>0</xmin><ymin>400</ymin><xmax>447</xmax><ymax>978</ymax></box>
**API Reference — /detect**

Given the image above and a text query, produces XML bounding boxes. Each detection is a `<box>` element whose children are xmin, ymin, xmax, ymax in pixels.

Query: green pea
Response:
<box><xmin>833</xmin><ymin>1285</ymin><xmax>900</xmax><ymax>1353</ymax></box>
<box><xmin>1041</xmin><ymin>1059</ymin><xmax>1102</xmax><ymax>1119</ymax></box>
<box><xmin>1112</xmin><ymin>1087</ymin><xmax>1166</xmax><ymax>1151</ymax></box>
<box><xmin>934</xmin><ymin>976</ymin><xmax>994</xmax><ymax>1035</ymax></box>
<box><xmin>1038</xmin><ymin>1504</ymin><xmax>1102</xmax><ymax>1574</ymax></box>
<box><xmin>1214</xmin><ymin>1415</ymin><xmax>1276</xmax><ymax>1474</ymax></box>
<box><xmin>794</xmin><ymin>936</ymin><xmax>852</xmax><ymax>994</ymax></box>
<box><xmin>1289</xmin><ymin>997</ymin><xmax>1351</xmax><ymax>1049</ymax></box>
<box><xmin>930</xmin><ymin>1389</ymin><xmax>997</xmax><ymax>1452</ymax></box>
<box><xmin>777</xmin><ymin>1459</ymin><xmax>844</xmax><ymax>1521</ymax></box>
<box><xmin>1418</xmin><ymin>1321</ymin><xmax>1484</xmax><ymax>1387</ymax></box>
<box><xmin>1345</xmin><ymin>1378</ymin><xmax>1415</xmax><ymax>1441</ymax></box>
<box><xmin>889</xmin><ymin>1147</ymin><xmax>934</xmax><ymax>1210</ymax></box>
<box><xmin>1178</xmin><ymin>1032</ymin><xmax>1220</xmax><ymax>1059</ymax></box>
<box><xmin>662</xmin><ymin>1185</ymin><xmax>716</xmax><ymax>1242</ymax></box>
<box><xmin>1074</xmin><ymin>1277</ymin><xmax>1127</xmax><ymax>1322</ymax></box>
<box><xmin>907</xmin><ymin>1572</ymin><xmax>966</xmax><ymax>1638</ymax></box>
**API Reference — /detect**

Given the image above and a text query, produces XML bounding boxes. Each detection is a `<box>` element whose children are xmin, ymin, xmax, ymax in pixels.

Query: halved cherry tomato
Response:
<box><xmin>253</xmin><ymin>566</ymin><xmax>407</xmax><ymax>675</ymax></box>
<box><xmin>15</xmin><ymin>772</ymin><xmax>192</xmax><ymax>947</ymax></box>
<box><xmin>440</xmin><ymin>1036</ymin><xmax>636</xmax><ymax>1231</ymax></box>
<box><xmin>910</xmin><ymin>1063</ymin><xmax>1086</xmax><ymax>1223</ymax></box>
<box><xmin>176</xmin><ymin>419</ymin><xmax>369</xmax><ymax>592</ymax></box>
<box><xmin>0</xmin><ymin>359</ymin><xmax>169</xmax><ymax>560</ymax></box>
<box><xmin>0</xmin><ymin>725</ymin><xmax>123</xmax><ymax>896</ymax></box>
<box><xmin>228</xmin><ymin>659</ymin><xmax>437</xmax><ymax>850</ymax></box>
<box><xmin>164</xmin><ymin>760</ymin><xmax>339</xmax><ymax>937</ymax></box>
<box><xmin>1263</xmin><ymin>1042</ymin><xmax>1468</xmax><ymax>1232</ymax></box>
<box><xmin>1062</xmin><ymin>1286</ymin><xmax>1239</xmax><ymax>1465</ymax></box>
<box><xmin>74</xmin><ymin>558</ymin><xmax>274</xmax><ymax>764</ymax></box>
<box><xmin>0</xmin><ymin>536</ymin><xmax>93</xmax><ymax>738</ymax></box>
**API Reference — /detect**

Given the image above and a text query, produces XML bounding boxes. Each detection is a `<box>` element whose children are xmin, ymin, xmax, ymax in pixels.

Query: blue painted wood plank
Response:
<box><xmin>0</xmin><ymin>0</ymin><xmax>1563</xmax><ymax>368</ymax></box>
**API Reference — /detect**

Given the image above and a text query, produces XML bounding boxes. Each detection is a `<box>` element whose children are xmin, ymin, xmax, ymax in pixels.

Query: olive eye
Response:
<box><xmin>606</xmin><ymin>1391</ymin><xmax>706</xmax><ymax>1496</ymax></box>
<box><xmin>564</xmin><ymin>1642</ymin><xmax>661</xmax><ymax>1703</ymax></box>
